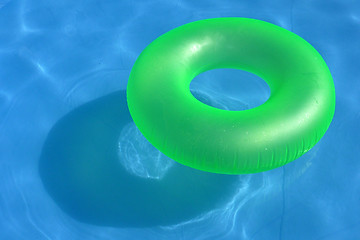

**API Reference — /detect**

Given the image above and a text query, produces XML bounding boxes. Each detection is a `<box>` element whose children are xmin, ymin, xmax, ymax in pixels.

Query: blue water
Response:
<box><xmin>1</xmin><ymin>0</ymin><xmax>359</xmax><ymax>239</ymax></box>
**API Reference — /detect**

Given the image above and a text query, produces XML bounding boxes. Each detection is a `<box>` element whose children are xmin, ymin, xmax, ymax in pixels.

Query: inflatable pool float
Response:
<box><xmin>127</xmin><ymin>18</ymin><xmax>335</xmax><ymax>174</ymax></box>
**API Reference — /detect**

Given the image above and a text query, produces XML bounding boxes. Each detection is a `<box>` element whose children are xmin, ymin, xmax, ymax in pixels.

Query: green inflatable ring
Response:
<box><xmin>127</xmin><ymin>18</ymin><xmax>335</xmax><ymax>174</ymax></box>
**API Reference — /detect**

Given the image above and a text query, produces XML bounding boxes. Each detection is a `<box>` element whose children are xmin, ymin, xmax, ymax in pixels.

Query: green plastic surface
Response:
<box><xmin>126</xmin><ymin>18</ymin><xmax>335</xmax><ymax>174</ymax></box>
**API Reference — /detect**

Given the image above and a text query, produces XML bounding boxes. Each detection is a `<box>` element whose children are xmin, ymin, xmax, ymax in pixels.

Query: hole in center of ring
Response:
<box><xmin>190</xmin><ymin>68</ymin><xmax>271</xmax><ymax>111</ymax></box>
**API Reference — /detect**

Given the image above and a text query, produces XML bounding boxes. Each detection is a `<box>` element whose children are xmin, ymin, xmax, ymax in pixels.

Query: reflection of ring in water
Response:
<box><xmin>39</xmin><ymin>90</ymin><xmax>239</xmax><ymax>228</ymax></box>
<box><xmin>39</xmin><ymin>86</ymin><xmax>318</xmax><ymax>234</ymax></box>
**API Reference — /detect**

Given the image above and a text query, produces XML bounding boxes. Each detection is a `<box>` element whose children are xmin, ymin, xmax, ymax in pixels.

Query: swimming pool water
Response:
<box><xmin>1</xmin><ymin>0</ymin><xmax>359</xmax><ymax>239</ymax></box>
